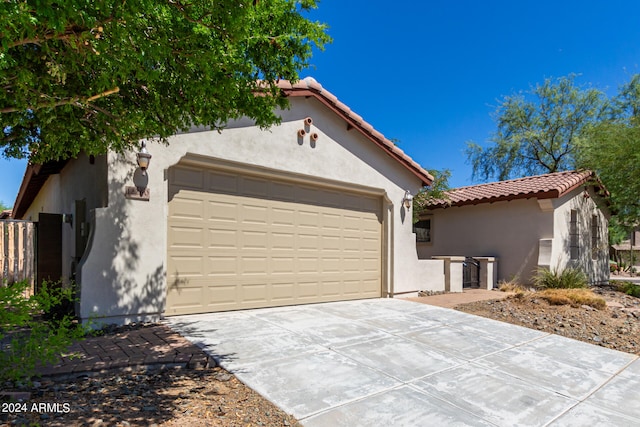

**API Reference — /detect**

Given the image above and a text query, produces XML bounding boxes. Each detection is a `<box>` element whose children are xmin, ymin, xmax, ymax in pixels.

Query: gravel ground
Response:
<box><xmin>3</xmin><ymin>283</ymin><xmax>638</xmax><ymax>426</ymax></box>
<box><xmin>455</xmin><ymin>283</ymin><xmax>640</xmax><ymax>355</ymax></box>
<box><xmin>2</xmin><ymin>366</ymin><xmax>301</xmax><ymax>427</ymax></box>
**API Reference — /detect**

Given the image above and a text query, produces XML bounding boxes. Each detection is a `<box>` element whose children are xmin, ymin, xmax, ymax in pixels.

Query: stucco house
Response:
<box><xmin>416</xmin><ymin>171</ymin><xmax>611</xmax><ymax>286</ymax></box>
<box><xmin>12</xmin><ymin>77</ymin><xmax>446</xmax><ymax>325</ymax></box>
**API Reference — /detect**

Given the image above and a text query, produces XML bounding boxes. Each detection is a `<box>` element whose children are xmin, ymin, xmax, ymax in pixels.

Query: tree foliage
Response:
<box><xmin>0</xmin><ymin>200</ymin><xmax>10</xmax><ymax>211</ymax></box>
<box><xmin>466</xmin><ymin>75</ymin><xmax>607</xmax><ymax>181</ymax></box>
<box><xmin>577</xmin><ymin>75</ymin><xmax>640</xmax><ymax>227</ymax></box>
<box><xmin>413</xmin><ymin>168</ymin><xmax>451</xmax><ymax>222</ymax></box>
<box><xmin>0</xmin><ymin>280</ymin><xmax>89</xmax><ymax>384</ymax></box>
<box><xmin>0</xmin><ymin>0</ymin><xmax>329</xmax><ymax>163</ymax></box>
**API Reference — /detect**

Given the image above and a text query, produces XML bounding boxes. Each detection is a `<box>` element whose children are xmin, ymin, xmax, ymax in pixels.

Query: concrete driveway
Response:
<box><xmin>168</xmin><ymin>298</ymin><xmax>640</xmax><ymax>426</ymax></box>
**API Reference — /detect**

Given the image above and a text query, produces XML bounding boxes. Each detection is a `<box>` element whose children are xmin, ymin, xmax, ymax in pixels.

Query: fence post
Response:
<box><xmin>0</xmin><ymin>220</ymin><xmax>36</xmax><ymax>288</ymax></box>
<box><xmin>1</xmin><ymin>222</ymin><xmax>7</xmax><ymax>283</ymax></box>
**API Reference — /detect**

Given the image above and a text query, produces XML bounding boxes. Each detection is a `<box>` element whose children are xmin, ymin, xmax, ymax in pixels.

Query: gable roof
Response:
<box><xmin>12</xmin><ymin>159</ymin><xmax>69</xmax><ymax>219</ymax></box>
<box><xmin>424</xmin><ymin>170</ymin><xmax>607</xmax><ymax>210</ymax></box>
<box><xmin>277</xmin><ymin>78</ymin><xmax>433</xmax><ymax>186</ymax></box>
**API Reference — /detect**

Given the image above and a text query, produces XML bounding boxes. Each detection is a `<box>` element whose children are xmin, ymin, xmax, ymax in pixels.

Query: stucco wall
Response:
<box><xmin>77</xmin><ymin>97</ymin><xmax>443</xmax><ymax>324</ymax></box>
<box><xmin>417</xmin><ymin>198</ymin><xmax>554</xmax><ymax>284</ymax></box>
<box><xmin>550</xmin><ymin>187</ymin><xmax>609</xmax><ymax>284</ymax></box>
<box><xmin>22</xmin><ymin>153</ymin><xmax>108</xmax><ymax>282</ymax></box>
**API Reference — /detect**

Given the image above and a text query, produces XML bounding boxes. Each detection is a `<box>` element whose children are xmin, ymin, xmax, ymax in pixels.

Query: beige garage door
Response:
<box><xmin>165</xmin><ymin>165</ymin><xmax>382</xmax><ymax>315</ymax></box>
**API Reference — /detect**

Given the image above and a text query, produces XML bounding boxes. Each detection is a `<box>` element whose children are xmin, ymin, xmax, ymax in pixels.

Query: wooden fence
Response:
<box><xmin>0</xmin><ymin>220</ymin><xmax>35</xmax><ymax>289</ymax></box>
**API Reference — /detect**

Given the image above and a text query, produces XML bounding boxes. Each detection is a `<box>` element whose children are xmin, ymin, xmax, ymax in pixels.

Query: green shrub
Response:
<box><xmin>619</xmin><ymin>281</ymin><xmax>640</xmax><ymax>298</ymax></box>
<box><xmin>0</xmin><ymin>280</ymin><xmax>89</xmax><ymax>385</ymax></box>
<box><xmin>532</xmin><ymin>267</ymin><xmax>588</xmax><ymax>289</ymax></box>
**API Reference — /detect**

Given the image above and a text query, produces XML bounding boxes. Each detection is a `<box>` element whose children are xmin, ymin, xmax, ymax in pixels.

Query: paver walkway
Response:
<box><xmin>404</xmin><ymin>289</ymin><xmax>512</xmax><ymax>308</ymax></box>
<box><xmin>36</xmin><ymin>324</ymin><xmax>213</xmax><ymax>378</ymax></box>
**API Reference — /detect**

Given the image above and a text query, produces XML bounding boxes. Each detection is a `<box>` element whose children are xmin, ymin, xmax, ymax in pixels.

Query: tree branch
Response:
<box><xmin>0</xmin><ymin>87</ymin><xmax>120</xmax><ymax>113</ymax></box>
<box><xmin>6</xmin><ymin>20</ymin><xmax>114</xmax><ymax>49</ymax></box>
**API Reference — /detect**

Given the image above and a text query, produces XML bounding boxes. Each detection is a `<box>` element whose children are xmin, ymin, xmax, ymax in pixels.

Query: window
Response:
<box><xmin>591</xmin><ymin>214</ymin><xmax>599</xmax><ymax>260</ymax></box>
<box><xmin>414</xmin><ymin>218</ymin><xmax>432</xmax><ymax>243</ymax></box>
<box><xmin>570</xmin><ymin>209</ymin><xmax>579</xmax><ymax>260</ymax></box>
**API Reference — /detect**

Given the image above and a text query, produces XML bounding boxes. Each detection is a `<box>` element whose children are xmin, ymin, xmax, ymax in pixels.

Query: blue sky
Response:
<box><xmin>2</xmin><ymin>0</ymin><xmax>640</xmax><ymax>206</ymax></box>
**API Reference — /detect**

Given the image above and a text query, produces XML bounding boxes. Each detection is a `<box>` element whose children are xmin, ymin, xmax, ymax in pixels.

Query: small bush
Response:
<box><xmin>619</xmin><ymin>281</ymin><xmax>640</xmax><ymax>298</ymax></box>
<box><xmin>533</xmin><ymin>267</ymin><xmax>588</xmax><ymax>289</ymax></box>
<box><xmin>538</xmin><ymin>288</ymin><xmax>606</xmax><ymax>309</ymax></box>
<box><xmin>0</xmin><ymin>280</ymin><xmax>89</xmax><ymax>385</ymax></box>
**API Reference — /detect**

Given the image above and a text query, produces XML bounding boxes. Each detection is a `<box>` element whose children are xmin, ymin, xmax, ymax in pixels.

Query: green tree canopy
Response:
<box><xmin>1</xmin><ymin>0</ymin><xmax>329</xmax><ymax>163</ymax></box>
<box><xmin>577</xmin><ymin>75</ymin><xmax>640</xmax><ymax>227</ymax></box>
<box><xmin>466</xmin><ymin>75</ymin><xmax>608</xmax><ymax>181</ymax></box>
<box><xmin>0</xmin><ymin>200</ymin><xmax>10</xmax><ymax>211</ymax></box>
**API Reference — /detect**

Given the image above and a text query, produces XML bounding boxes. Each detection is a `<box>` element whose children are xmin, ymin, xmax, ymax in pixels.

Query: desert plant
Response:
<box><xmin>533</xmin><ymin>267</ymin><xmax>588</xmax><ymax>289</ymax></box>
<box><xmin>498</xmin><ymin>280</ymin><xmax>529</xmax><ymax>298</ymax></box>
<box><xmin>0</xmin><ymin>280</ymin><xmax>89</xmax><ymax>384</ymax></box>
<box><xmin>537</xmin><ymin>288</ymin><xmax>606</xmax><ymax>309</ymax></box>
<box><xmin>618</xmin><ymin>281</ymin><xmax>640</xmax><ymax>298</ymax></box>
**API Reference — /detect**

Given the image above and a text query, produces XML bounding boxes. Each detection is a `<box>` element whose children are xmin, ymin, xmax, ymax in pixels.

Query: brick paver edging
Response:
<box><xmin>36</xmin><ymin>324</ymin><xmax>214</xmax><ymax>379</ymax></box>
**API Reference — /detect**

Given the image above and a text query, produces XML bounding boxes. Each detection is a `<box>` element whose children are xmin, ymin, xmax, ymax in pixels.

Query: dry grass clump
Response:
<box><xmin>537</xmin><ymin>288</ymin><xmax>606</xmax><ymax>309</ymax></box>
<box><xmin>498</xmin><ymin>280</ymin><xmax>528</xmax><ymax>293</ymax></box>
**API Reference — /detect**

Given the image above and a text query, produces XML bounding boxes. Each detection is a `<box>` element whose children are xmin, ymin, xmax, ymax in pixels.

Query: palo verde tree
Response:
<box><xmin>1</xmin><ymin>0</ymin><xmax>330</xmax><ymax>163</ymax></box>
<box><xmin>466</xmin><ymin>75</ymin><xmax>608</xmax><ymax>181</ymax></box>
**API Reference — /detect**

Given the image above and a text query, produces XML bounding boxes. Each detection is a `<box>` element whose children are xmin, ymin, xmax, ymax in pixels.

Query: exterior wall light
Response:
<box><xmin>136</xmin><ymin>141</ymin><xmax>152</xmax><ymax>175</ymax></box>
<box><xmin>403</xmin><ymin>190</ymin><xmax>413</xmax><ymax>209</ymax></box>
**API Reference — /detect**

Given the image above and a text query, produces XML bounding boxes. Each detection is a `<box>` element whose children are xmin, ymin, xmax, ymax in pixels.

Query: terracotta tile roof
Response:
<box><xmin>277</xmin><ymin>77</ymin><xmax>434</xmax><ymax>186</ymax></box>
<box><xmin>425</xmin><ymin>170</ymin><xmax>605</xmax><ymax>209</ymax></box>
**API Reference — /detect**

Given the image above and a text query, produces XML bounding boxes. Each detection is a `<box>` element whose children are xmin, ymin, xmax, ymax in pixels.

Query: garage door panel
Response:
<box><xmin>168</xmin><ymin>256</ymin><xmax>203</xmax><ymax>277</ymax></box>
<box><xmin>241</xmin><ymin>256</ymin><xmax>269</xmax><ymax>275</ymax></box>
<box><xmin>297</xmin><ymin>281</ymin><xmax>320</xmax><ymax>298</ymax></box>
<box><xmin>207</xmin><ymin>256</ymin><xmax>237</xmax><ymax>276</ymax></box>
<box><xmin>208</xmin><ymin>200</ymin><xmax>238</xmax><ymax>222</ymax></box>
<box><xmin>298</xmin><ymin>210</ymin><xmax>319</xmax><ymax>228</ymax></box>
<box><xmin>320</xmin><ymin>281</ymin><xmax>342</xmax><ymax>297</ymax></box>
<box><xmin>272</xmin><ymin>257</ymin><xmax>295</xmax><ymax>274</ymax></box>
<box><xmin>206</xmin><ymin>283</ymin><xmax>238</xmax><ymax>307</ymax></box>
<box><xmin>272</xmin><ymin>207</ymin><xmax>295</xmax><ymax>226</ymax></box>
<box><xmin>170</xmin><ymin>196</ymin><xmax>204</xmax><ymax>220</ymax></box>
<box><xmin>241</xmin><ymin>204</ymin><xmax>268</xmax><ymax>225</ymax></box>
<box><xmin>241</xmin><ymin>283</ymin><xmax>269</xmax><ymax>303</ymax></box>
<box><xmin>166</xmin><ymin>165</ymin><xmax>382</xmax><ymax>315</ymax></box>
<box><xmin>168</xmin><ymin>226</ymin><xmax>204</xmax><ymax>248</ymax></box>
<box><xmin>241</xmin><ymin>230</ymin><xmax>268</xmax><ymax>250</ymax></box>
<box><xmin>209</xmin><ymin>228</ymin><xmax>237</xmax><ymax>249</ymax></box>
<box><xmin>272</xmin><ymin>232</ymin><xmax>294</xmax><ymax>249</ymax></box>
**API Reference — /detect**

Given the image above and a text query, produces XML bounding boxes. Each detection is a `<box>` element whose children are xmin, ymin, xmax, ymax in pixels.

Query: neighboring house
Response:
<box><xmin>612</xmin><ymin>227</ymin><xmax>640</xmax><ymax>269</ymax></box>
<box><xmin>416</xmin><ymin>171</ymin><xmax>611</xmax><ymax>286</ymax></box>
<box><xmin>11</xmin><ymin>77</ymin><xmax>445</xmax><ymax>325</ymax></box>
